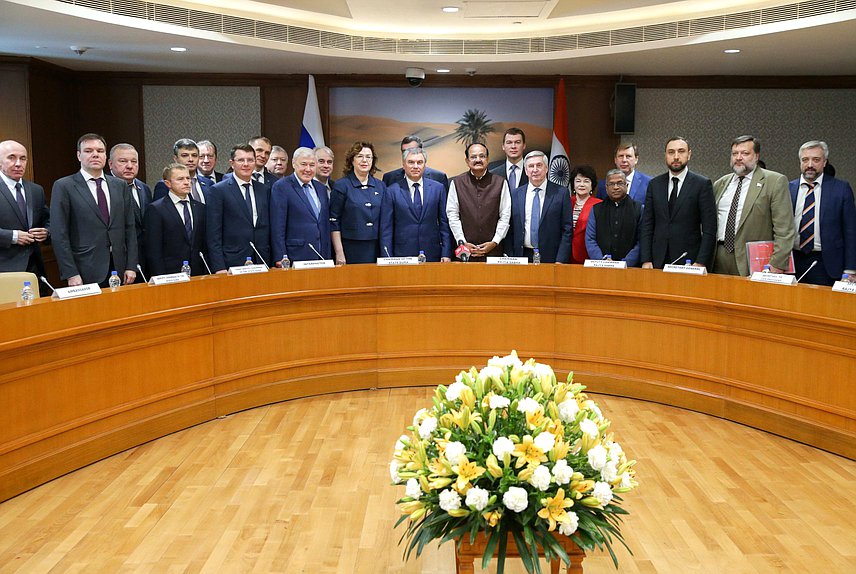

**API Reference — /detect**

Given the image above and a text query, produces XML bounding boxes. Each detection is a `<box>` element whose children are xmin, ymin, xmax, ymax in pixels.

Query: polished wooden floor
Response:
<box><xmin>1</xmin><ymin>388</ymin><xmax>854</xmax><ymax>573</ymax></box>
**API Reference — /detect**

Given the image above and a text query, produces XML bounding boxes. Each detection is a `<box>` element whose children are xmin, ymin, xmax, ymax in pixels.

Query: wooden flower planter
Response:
<box><xmin>455</xmin><ymin>532</ymin><xmax>585</xmax><ymax>574</ymax></box>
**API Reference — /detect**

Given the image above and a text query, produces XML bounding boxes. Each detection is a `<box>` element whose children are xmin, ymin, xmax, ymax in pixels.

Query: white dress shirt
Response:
<box><xmin>446</xmin><ymin>174</ymin><xmax>511</xmax><ymax>245</ymax></box>
<box><xmin>80</xmin><ymin>169</ymin><xmax>110</xmax><ymax>216</ymax></box>
<box><xmin>1</xmin><ymin>171</ymin><xmax>25</xmax><ymax>244</ymax></box>
<box><xmin>406</xmin><ymin>177</ymin><xmax>424</xmax><ymax>202</ymax></box>
<box><xmin>234</xmin><ymin>175</ymin><xmax>258</xmax><ymax>226</ymax></box>
<box><xmin>523</xmin><ymin>183</ymin><xmax>545</xmax><ymax>249</ymax></box>
<box><xmin>793</xmin><ymin>174</ymin><xmax>823</xmax><ymax>251</ymax></box>
<box><xmin>716</xmin><ymin>168</ymin><xmax>755</xmax><ymax>241</ymax></box>
<box><xmin>168</xmin><ymin>191</ymin><xmax>193</xmax><ymax>227</ymax></box>
<box><xmin>668</xmin><ymin>168</ymin><xmax>688</xmax><ymax>202</ymax></box>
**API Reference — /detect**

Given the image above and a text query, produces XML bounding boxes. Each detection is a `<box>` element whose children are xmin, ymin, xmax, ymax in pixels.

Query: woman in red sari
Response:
<box><xmin>569</xmin><ymin>165</ymin><xmax>602</xmax><ymax>264</ymax></box>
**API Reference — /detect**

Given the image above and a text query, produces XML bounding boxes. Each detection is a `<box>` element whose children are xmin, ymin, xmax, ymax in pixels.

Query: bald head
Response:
<box><xmin>0</xmin><ymin>140</ymin><xmax>28</xmax><ymax>181</ymax></box>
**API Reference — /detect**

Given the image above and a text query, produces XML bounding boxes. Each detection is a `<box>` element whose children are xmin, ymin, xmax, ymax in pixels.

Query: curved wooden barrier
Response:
<box><xmin>1</xmin><ymin>264</ymin><xmax>854</xmax><ymax>502</ymax></box>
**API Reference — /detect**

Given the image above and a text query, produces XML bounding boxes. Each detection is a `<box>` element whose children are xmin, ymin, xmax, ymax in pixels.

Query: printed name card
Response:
<box><xmin>663</xmin><ymin>264</ymin><xmax>708</xmax><ymax>276</ymax></box>
<box><xmin>486</xmin><ymin>257</ymin><xmax>529</xmax><ymax>265</ymax></box>
<box><xmin>376</xmin><ymin>257</ymin><xmax>420</xmax><ymax>266</ymax></box>
<box><xmin>149</xmin><ymin>273</ymin><xmax>191</xmax><ymax>286</ymax></box>
<box><xmin>293</xmin><ymin>260</ymin><xmax>335</xmax><ymax>269</ymax></box>
<box><xmin>228</xmin><ymin>264</ymin><xmax>269</xmax><ymax>275</ymax></box>
<box><xmin>583</xmin><ymin>259</ymin><xmax>627</xmax><ymax>269</ymax></box>
<box><xmin>52</xmin><ymin>284</ymin><xmax>102</xmax><ymax>300</ymax></box>
<box><xmin>832</xmin><ymin>280</ymin><xmax>856</xmax><ymax>294</ymax></box>
<box><xmin>750</xmin><ymin>271</ymin><xmax>796</xmax><ymax>285</ymax></box>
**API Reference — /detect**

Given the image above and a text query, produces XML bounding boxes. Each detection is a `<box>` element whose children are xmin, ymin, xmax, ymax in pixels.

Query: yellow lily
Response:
<box><xmin>485</xmin><ymin>454</ymin><xmax>503</xmax><ymax>478</ymax></box>
<box><xmin>537</xmin><ymin>488</ymin><xmax>574</xmax><ymax>531</ymax></box>
<box><xmin>452</xmin><ymin>456</ymin><xmax>487</xmax><ymax>492</ymax></box>
<box><xmin>511</xmin><ymin>435</ymin><xmax>547</xmax><ymax>468</ymax></box>
<box><xmin>483</xmin><ymin>509</ymin><xmax>503</xmax><ymax>527</ymax></box>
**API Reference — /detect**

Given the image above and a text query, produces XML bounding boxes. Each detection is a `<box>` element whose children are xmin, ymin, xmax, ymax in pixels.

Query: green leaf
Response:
<box><xmin>482</xmin><ymin>527</ymin><xmax>501</xmax><ymax>570</ymax></box>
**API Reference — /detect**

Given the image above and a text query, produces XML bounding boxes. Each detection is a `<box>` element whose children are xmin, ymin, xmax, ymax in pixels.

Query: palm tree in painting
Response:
<box><xmin>453</xmin><ymin>109</ymin><xmax>495</xmax><ymax>145</ymax></box>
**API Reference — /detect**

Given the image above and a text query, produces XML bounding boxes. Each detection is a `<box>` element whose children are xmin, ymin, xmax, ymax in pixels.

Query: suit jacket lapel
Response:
<box><xmin>1</xmin><ymin>181</ymin><xmax>27</xmax><ymax>228</ymax></box>
<box><xmin>74</xmin><ymin>173</ymin><xmax>108</xmax><ymax>227</ymax></box>
<box><xmin>670</xmin><ymin>174</ymin><xmax>691</xmax><ymax>218</ymax></box>
<box><xmin>292</xmin><ymin>176</ymin><xmax>317</xmax><ymax>219</ymax></box>
<box><xmin>230</xmin><ymin>179</ymin><xmax>253</xmax><ymax>222</ymax></box>
<box><xmin>737</xmin><ymin>169</ymin><xmax>765</xmax><ymax>233</ymax></box>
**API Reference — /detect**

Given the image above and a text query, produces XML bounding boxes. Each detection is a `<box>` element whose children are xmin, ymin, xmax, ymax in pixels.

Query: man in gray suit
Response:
<box><xmin>51</xmin><ymin>133</ymin><xmax>138</xmax><ymax>286</ymax></box>
<box><xmin>0</xmin><ymin>140</ymin><xmax>50</xmax><ymax>281</ymax></box>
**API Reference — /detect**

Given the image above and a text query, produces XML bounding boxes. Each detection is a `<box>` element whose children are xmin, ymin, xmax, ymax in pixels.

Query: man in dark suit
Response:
<box><xmin>108</xmin><ymin>143</ymin><xmax>151</xmax><ymax>282</ymax></box>
<box><xmin>788</xmin><ymin>140</ymin><xmax>856</xmax><ymax>285</ymax></box>
<box><xmin>640</xmin><ymin>137</ymin><xmax>717</xmax><ymax>269</ymax></box>
<box><xmin>586</xmin><ymin>170</ymin><xmax>643</xmax><ymax>266</ymax></box>
<box><xmin>51</xmin><ymin>133</ymin><xmax>138</xmax><ymax>286</ymax></box>
<box><xmin>206</xmin><ymin>144</ymin><xmax>272</xmax><ymax>273</ymax></box>
<box><xmin>488</xmin><ymin>127</ymin><xmax>528</xmax><ymax>190</ymax></box>
<box><xmin>249</xmin><ymin>136</ymin><xmax>279</xmax><ymax>190</ymax></box>
<box><xmin>596</xmin><ymin>143</ymin><xmax>652</xmax><ymax>207</ymax></box>
<box><xmin>271</xmin><ymin>147</ymin><xmax>331</xmax><ymax>264</ymax></box>
<box><xmin>144</xmin><ymin>163</ymin><xmax>207</xmax><ymax>276</ymax></box>
<box><xmin>382</xmin><ymin>135</ymin><xmax>449</xmax><ymax>191</ymax></box>
<box><xmin>506</xmin><ymin>151</ymin><xmax>572</xmax><ymax>263</ymax></box>
<box><xmin>198</xmin><ymin>140</ymin><xmax>225</xmax><ymax>183</ymax></box>
<box><xmin>266</xmin><ymin>146</ymin><xmax>289</xmax><ymax>180</ymax></box>
<box><xmin>153</xmin><ymin>139</ymin><xmax>213</xmax><ymax>203</ymax></box>
<box><xmin>314</xmin><ymin>146</ymin><xmax>336</xmax><ymax>198</ymax></box>
<box><xmin>0</xmin><ymin>140</ymin><xmax>50</xmax><ymax>287</ymax></box>
<box><xmin>380</xmin><ymin>147</ymin><xmax>452</xmax><ymax>261</ymax></box>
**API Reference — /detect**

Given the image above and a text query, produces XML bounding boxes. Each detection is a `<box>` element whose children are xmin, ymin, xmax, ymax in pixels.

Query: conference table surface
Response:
<box><xmin>1</xmin><ymin>263</ymin><xmax>854</xmax><ymax>503</ymax></box>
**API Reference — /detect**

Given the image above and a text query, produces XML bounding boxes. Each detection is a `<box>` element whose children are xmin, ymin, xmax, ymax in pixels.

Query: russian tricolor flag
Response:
<box><xmin>299</xmin><ymin>75</ymin><xmax>325</xmax><ymax>148</ymax></box>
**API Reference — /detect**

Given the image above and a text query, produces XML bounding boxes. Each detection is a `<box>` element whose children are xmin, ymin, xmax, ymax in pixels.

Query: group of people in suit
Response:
<box><xmin>2</xmin><ymin>127</ymin><xmax>854</xmax><ymax>294</ymax></box>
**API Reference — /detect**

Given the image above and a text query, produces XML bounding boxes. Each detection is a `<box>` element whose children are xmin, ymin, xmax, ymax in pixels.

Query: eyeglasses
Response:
<box><xmin>606</xmin><ymin>181</ymin><xmax>626</xmax><ymax>188</ymax></box>
<box><xmin>355</xmin><ymin>154</ymin><xmax>374</xmax><ymax>160</ymax></box>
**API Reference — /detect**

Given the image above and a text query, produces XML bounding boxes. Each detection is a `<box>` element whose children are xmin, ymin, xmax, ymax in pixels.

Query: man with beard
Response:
<box><xmin>585</xmin><ymin>169</ymin><xmax>643</xmax><ymax>266</ymax></box>
<box><xmin>446</xmin><ymin>142</ymin><xmax>511</xmax><ymax>260</ymax></box>
<box><xmin>712</xmin><ymin>135</ymin><xmax>794</xmax><ymax>276</ymax></box>
<box><xmin>640</xmin><ymin>137</ymin><xmax>716</xmax><ymax>269</ymax></box>
<box><xmin>788</xmin><ymin>140</ymin><xmax>856</xmax><ymax>285</ymax></box>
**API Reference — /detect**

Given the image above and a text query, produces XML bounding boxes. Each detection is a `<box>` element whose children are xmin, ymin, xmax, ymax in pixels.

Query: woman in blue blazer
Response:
<box><xmin>330</xmin><ymin>142</ymin><xmax>386</xmax><ymax>264</ymax></box>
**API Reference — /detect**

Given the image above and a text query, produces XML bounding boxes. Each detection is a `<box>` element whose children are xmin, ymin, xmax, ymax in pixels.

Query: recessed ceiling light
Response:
<box><xmin>723</xmin><ymin>49</ymin><xmax>741</xmax><ymax>54</ymax></box>
<box><xmin>436</xmin><ymin>69</ymin><xmax>451</xmax><ymax>73</ymax></box>
<box><xmin>442</xmin><ymin>6</ymin><xmax>460</xmax><ymax>13</ymax></box>
<box><xmin>170</xmin><ymin>47</ymin><xmax>187</xmax><ymax>52</ymax></box>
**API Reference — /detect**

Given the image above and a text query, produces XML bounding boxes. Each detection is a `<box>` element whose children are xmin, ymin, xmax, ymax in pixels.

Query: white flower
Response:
<box><xmin>439</xmin><ymin>489</ymin><xmax>462</xmax><ymax>512</ymax></box>
<box><xmin>444</xmin><ymin>441</ymin><xmax>467</xmax><ymax>464</ymax></box>
<box><xmin>607</xmin><ymin>441</ymin><xmax>624</xmax><ymax>459</ymax></box>
<box><xmin>405</xmin><ymin>478</ymin><xmax>422</xmax><ymax>500</ymax></box>
<box><xmin>418</xmin><ymin>416</ymin><xmax>438</xmax><ymax>439</ymax></box>
<box><xmin>552</xmin><ymin>459</ymin><xmax>574</xmax><ymax>485</ymax></box>
<box><xmin>446</xmin><ymin>381</ymin><xmax>467</xmax><ymax>401</ymax></box>
<box><xmin>394</xmin><ymin>434</ymin><xmax>409</xmax><ymax>452</ymax></box>
<box><xmin>592</xmin><ymin>481</ymin><xmax>614</xmax><ymax>506</ymax></box>
<box><xmin>517</xmin><ymin>397</ymin><xmax>541</xmax><ymax>414</ymax></box>
<box><xmin>412</xmin><ymin>407</ymin><xmax>428</xmax><ymax>426</ymax></box>
<box><xmin>620</xmin><ymin>472</ymin><xmax>633</xmax><ymax>489</ymax></box>
<box><xmin>533</xmin><ymin>432</ymin><xmax>556</xmax><ymax>453</ymax></box>
<box><xmin>502</xmin><ymin>486</ymin><xmax>529</xmax><ymax>512</ymax></box>
<box><xmin>601</xmin><ymin>460</ymin><xmax>619</xmax><ymax>483</ymax></box>
<box><xmin>492</xmin><ymin>436</ymin><xmax>515</xmax><ymax>458</ymax></box>
<box><xmin>587</xmin><ymin>444</ymin><xmax>608</xmax><ymax>471</ymax></box>
<box><xmin>558</xmin><ymin>511</ymin><xmax>579</xmax><ymax>536</ymax></box>
<box><xmin>488</xmin><ymin>351</ymin><xmax>522</xmax><ymax>369</ymax></box>
<box><xmin>465</xmin><ymin>486</ymin><xmax>490</xmax><ymax>511</ymax></box>
<box><xmin>558</xmin><ymin>399</ymin><xmax>580</xmax><ymax>423</ymax></box>
<box><xmin>478</xmin><ymin>365</ymin><xmax>504</xmax><ymax>383</ymax></box>
<box><xmin>529</xmin><ymin>465</ymin><xmax>552</xmax><ymax>491</ymax></box>
<box><xmin>584</xmin><ymin>401</ymin><xmax>604</xmax><ymax>421</ymax></box>
<box><xmin>390</xmin><ymin>460</ymin><xmax>402</xmax><ymax>484</ymax></box>
<box><xmin>579</xmin><ymin>418</ymin><xmax>599</xmax><ymax>439</ymax></box>
<box><xmin>533</xmin><ymin>363</ymin><xmax>554</xmax><ymax>380</ymax></box>
<box><xmin>489</xmin><ymin>395</ymin><xmax>510</xmax><ymax>410</ymax></box>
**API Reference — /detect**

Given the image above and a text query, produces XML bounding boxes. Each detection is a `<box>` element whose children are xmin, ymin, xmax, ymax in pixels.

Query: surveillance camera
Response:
<box><xmin>405</xmin><ymin>67</ymin><xmax>426</xmax><ymax>87</ymax></box>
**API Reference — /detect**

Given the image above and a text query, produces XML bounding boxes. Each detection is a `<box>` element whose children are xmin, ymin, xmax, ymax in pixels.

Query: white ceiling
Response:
<box><xmin>1</xmin><ymin>0</ymin><xmax>856</xmax><ymax>76</ymax></box>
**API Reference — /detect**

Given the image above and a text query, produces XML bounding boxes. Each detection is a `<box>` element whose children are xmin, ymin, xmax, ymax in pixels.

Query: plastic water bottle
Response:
<box><xmin>244</xmin><ymin>256</ymin><xmax>254</xmax><ymax>266</ymax></box>
<box><xmin>685</xmin><ymin>259</ymin><xmax>692</xmax><ymax>266</ymax></box>
<box><xmin>21</xmin><ymin>281</ymin><xmax>35</xmax><ymax>303</ymax></box>
<box><xmin>532</xmin><ymin>249</ymin><xmax>541</xmax><ymax>265</ymax></box>
<box><xmin>417</xmin><ymin>250</ymin><xmax>426</xmax><ymax>264</ymax></box>
<box><xmin>280</xmin><ymin>254</ymin><xmax>291</xmax><ymax>270</ymax></box>
<box><xmin>604</xmin><ymin>254</ymin><xmax>612</xmax><ymax>261</ymax></box>
<box><xmin>181</xmin><ymin>260</ymin><xmax>192</xmax><ymax>276</ymax></box>
<box><xmin>762</xmin><ymin>264</ymin><xmax>771</xmax><ymax>273</ymax></box>
<box><xmin>108</xmin><ymin>270</ymin><xmax>121</xmax><ymax>288</ymax></box>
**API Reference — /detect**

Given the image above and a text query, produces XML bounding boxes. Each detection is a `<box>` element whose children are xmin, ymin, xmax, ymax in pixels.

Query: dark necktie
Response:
<box><xmin>190</xmin><ymin>177</ymin><xmax>201</xmax><ymax>203</ymax></box>
<box><xmin>243</xmin><ymin>183</ymin><xmax>254</xmax><ymax>218</ymax></box>
<box><xmin>530</xmin><ymin>187</ymin><xmax>541</xmax><ymax>248</ymax></box>
<box><xmin>93</xmin><ymin>177</ymin><xmax>109</xmax><ymax>224</ymax></box>
<box><xmin>723</xmin><ymin>176</ymin><xmax>744</xmax><ymax>253</ymax></box>
<box><xmin>180</xmin><ymin>200</ymin><xmax>192</xmax><ymax>241</ymax></box>
<box><xmin>253</xmin><ymin>172</ymin><xmax>263</xmax><ymax>183</ymax></box>
<box><xmin>129</xmin><ymin>183</ymin><xmax>140</xmax><ymax>209</ymax></box>
<box><xmin>668</xmin><ymin>177</ymin><xmax>679</xmax><ymax>215</ymax></box>
<box><xmin>14</xmin><ymin>182</ymin><xmax>28</xmax><ymax>227</ymax></box>
<box><xmin>508</xmin><ymin>165</ymin><xmax>517</xmax><ymax>190</ymax></box>
<box><xmin>303</xmin><ymin>183</ymin><xmax>320</xmax><ymax>218</ymax></box>
<box><xmin>799</xmin><ymin>182</ymin><xmax>817</xmax><ymax>254</ymax></box>
<box><xmin>412</xmin><ymin>182</ymin><xmax>422</xmax><ymax>216</ymax></box>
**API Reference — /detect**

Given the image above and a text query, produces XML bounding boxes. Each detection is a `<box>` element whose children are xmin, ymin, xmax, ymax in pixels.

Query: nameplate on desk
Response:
<box><xmin>832</xmin><ymin>280</ymin><xmax>856</xmax><ymax>294</ymax></box>
<box><xmin>486</xmin><ymin>256</ymin><xmax>529</xmax><ymax>265</ymax></box>
<box><xmin>293</xmin><ymin>260</ymin><xmax>335</xmax><ymax>269</ymax></box>
<box><xmin>52</xmin><ymin>284</ymin><xmax>102</xmax><ymax>300</ymax></box>
<box><xmin>149</xmin><ymin>273</ymin><xmax>191</xmax><ymax>286</ymax></box>
<box><xmin>228</xmin><ymin>264</ymin><xmax>269</xmax><ymax>275</ymax></box>
<box><xmin>663</xmin><ymin>264</ymin><xmax>707</xmax><ymax>276</ymax></box>
<box><xmin>376</xmin><ymin>257</ymin><xmax>419</xmax><ymax>266</ymax></box>
<box><xmin>583</xmin><ymin>259</ymin><xmax>627</xmax><ymax>269</ymax></box>
<box><xmin>750</xmin><ymin>271</ymin><xmax>796</xmax><ymax>285</ymax></box>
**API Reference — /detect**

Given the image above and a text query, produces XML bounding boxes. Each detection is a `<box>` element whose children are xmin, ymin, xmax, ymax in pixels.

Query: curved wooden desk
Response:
<box><xmin>1</xmin><ymin>265</ymin><xmax>854</xmax><ymax>502</ymax></box>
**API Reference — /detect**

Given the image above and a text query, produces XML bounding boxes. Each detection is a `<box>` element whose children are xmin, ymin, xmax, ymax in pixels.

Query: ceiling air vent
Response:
<box><xmin>256</xmin><ymin>22</ymin><xmax>290</xmax><ymax>43</ymax></box>
<box><xmin>464</xmin><ymin>40</ymin><xmax>498</xmax><ymax>54</ymax></box>
<box><xmin>222</xmin><ymin>15</ymin><xmax>255</xmax><ymax>37</ymax></box>
<box><xmin>544</xmin><ymin>35</ymin><xmax>577</xmax><ymax>52</ymax></box>
<box><xmin>111</xmin><ymin>0</ymin><xmax>147</xmax><ymax>20</ymax></box>
<box><xmin>399</xmin><ymin>40</ymin><xmax>431</xmax><ymax>54</ymax></box>
<box><xmin>76</xmin><ymin>0</ymin><xmax>110</xmax><ymax>11</ymax></box>
<box><xmin>364</xmin><ymin>37</ymin><xmax>397</xmax><ymax>53</ymax></box>
<box><xmin>802</xmin><ymin>0</ymin><xmax>836</xmax><ymax>16</ymax></box>
<box><xmin>643</xmin><ymin>22</ymin><xmax>677</xmax><ymax>42</ymax></box>
<box><xmin>431</xmin><ymin>39</ymin><xmax>465</xmax><ymax>55</ymax></box>
<box><xmin>689</xmin><ymin>15</ymin><xmax>725</xmax><ymax>35</ymax></box>
<box><xmin>151</xmin><ymin>4</ymin><xmax>188</xmax><ymax>27</ymax></box>
<box><xmin>611</xmin><ymin>27</ymin><xmax>644</xmax><ymax>46</ymax></box>
<box><xmin>321</xmin><ymin>31</ymin><xmax>352</xmax><ymax>51</ymax></box>
<box><xmin>725</xmin><ymin>10</ymin><xmax>760</xmax><ymax>30</ymax></box>
<box><xmin>498</xmin><ymin>38</ymin><xmax>532</xmax><ymax>54</ymax></box>
<box><xmin>189</xmin><ymin>10</ymin><xmax>221</xmax><ymax>33</ymax></box>
<box><xmin>288</xmin><ymin>26</ymin><xmax>321</xmax><ymax>47</ymax></box>
<box><xmin>578</xmin><ymin>31</ymin><xmax>609</xmax><ymax>49</ymax></box>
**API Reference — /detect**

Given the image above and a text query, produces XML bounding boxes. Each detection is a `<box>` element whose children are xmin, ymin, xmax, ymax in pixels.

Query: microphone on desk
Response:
<box><xmin>669</xmin><ymin>252</ymin><xmax>689</xmax><ymax>266</ymax></box>
<box><xmin>136</xmin><ymin>264</ymin><xmax>148</xmax><ymax>284</ymax></box>
<box><xmin>308</xmin><ymin>242</ymin><xmax>325</xmax><ymax>260</ymax></box>
<box><xmin>384</xmin><ymin>246</ymin><xmax>392</xmax><ymax>258</ymax></box>
<box><xmin>39</xmin><ymin>276</ymin><xmax>56</xmax><ymax>294</ymax></box>
<box><xmin>796</xmin><ymin>260</ymin><xmax>817</xmax><ymax>283</ymax></box>
<box><xmin>248</xmin><ymin>242</ymin><xmax>270</xmax><ymax>270</ymax></box>
<box><xmin>199</xmin><ymin>252</ymin><xmax>213</xmax><ymax>275</ymax></box>
<box><xmin>454</xmin><ymin>240</ymin><xmax>471</xmax><ymax>262</ymax></box>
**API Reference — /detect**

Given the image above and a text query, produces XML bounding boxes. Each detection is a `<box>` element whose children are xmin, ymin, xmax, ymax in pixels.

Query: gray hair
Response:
<box><xmin>197</xmin><ymin>140</ymin><xmax>217</xmax><ymax>155</ymax></box>
<box><xmin>314</xmin><ymin>146</ymin><xmax>334</xmax><ymax>158</ymax></box>
<box><xmin>799</xmin><ymin>140</ymin><xmax>829</xmax><ymax>160</ymax></box>
<box><xmin>605</xmin><ymin>168</ymin><xmax>626</xmax><ymax>181</ymax></box>
<box><xmin>271</xmin><ymin>145</ymin><xmax>288</xmax><ymax>156</ymax></box>
<box><xmin>109</xmin><ymin>143</ymin><xmax>137</xmax><ymax>160</ymax></box>
<box><xmin>523</xmin><ymin>150</ymin><xmax>548</xmax><ymax>166</ymax></box>
<box><xmin>402</xmin><ymin>147</ymin><xmax>427</xmax><ymax>162</ymax></box>
<box><xmin>292</xmin><ymin>147</ymin><xmax>315</xmax><ymax>162</ymax></box>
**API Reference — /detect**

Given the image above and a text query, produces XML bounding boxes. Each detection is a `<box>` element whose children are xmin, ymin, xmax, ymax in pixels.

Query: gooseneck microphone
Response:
<box><xmin>669</xmin><ymin>252</ymin><xmax>689</xmax><ymax>266</ymax></box>
<box><xmin>136</xmin><ymin>264</ymin><xmax>148</xmax><ymax>283</ymax></box>
<box><xmin>199</xmin><ymin>252</ymin><xmax>213</xmax><ymax>275</ymax></box>
<box><xmin>796</xmin><ymin>260</ymin><xmax>817</xmax><ymax>283</ymax></box>
<box><xmin>248</xmin><ymin>242</ymin><xmax>270</xmax><ymax>270</ymax></box>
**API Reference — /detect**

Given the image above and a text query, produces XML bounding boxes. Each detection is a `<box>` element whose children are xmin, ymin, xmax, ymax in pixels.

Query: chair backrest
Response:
<box><xmin>0</xmin><ymin>272</ymin><xmax>39</xmax><ymax>304</ymax></box>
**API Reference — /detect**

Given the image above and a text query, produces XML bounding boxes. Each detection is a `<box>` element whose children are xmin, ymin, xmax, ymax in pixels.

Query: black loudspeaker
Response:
<box><xmin>614</xmin><ymin>83</ymin><xmax>636</xmax><ymax>134</ymax></box>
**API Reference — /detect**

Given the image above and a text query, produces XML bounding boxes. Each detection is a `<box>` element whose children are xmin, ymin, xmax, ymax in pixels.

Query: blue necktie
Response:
<box><xmin>15</xmin><ymin>182</ymin><xmax>28</xmax><ymax>227</ymax></box>
<box><xmin>508</xmin><ymin>165</ymin><xmax>517</xmax><ymax>190</ymax></box>
<box><xmin>530</xmin><ymin>188</ymin><xmax>541</xmax><ymax>248</ymax></box>
<box><xmin>303</xmin><ymin>183</ymin><xmax>320</xmax><ymax>218</ymax></box>
<box><xmin>180</xmin><ymin>200</ymin><xmax>192</xmax><ymax>241</ymax></box>
<box><xmin>412</xmin><ymin>182</ymin><xmax>422</xmax><ymax>216</ymax></box>
<box><xmin>799</xmin><ymin>182</ymin><xmax>817</xmax><ymax>254</ymax></box>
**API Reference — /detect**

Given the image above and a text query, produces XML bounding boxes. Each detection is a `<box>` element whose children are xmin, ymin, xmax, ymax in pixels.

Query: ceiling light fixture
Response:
<box><xmin>442</xmin><ymin>6</ymin><xmax>460</xmax><ymax>13</ymax></box>
<box><xmin>171</xmin><ymin>47</ymin><xmax>188</xmax><ymax>52</ymax></box>
<box><xmin>723</xmin><ymin>49</ymin><xmax>741</xmax><ymax>54</ymax></box>
<box><xmin>436</xmin><ymin>69</ymin><xmax>451</xmax><ymax>73</ymax></box>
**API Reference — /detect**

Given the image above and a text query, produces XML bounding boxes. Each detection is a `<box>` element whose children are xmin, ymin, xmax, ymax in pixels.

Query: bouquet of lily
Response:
<box><xmin>391</xmin><ymin>351</ymin><xmax>638</xmax><ymax>573</ymax></box>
